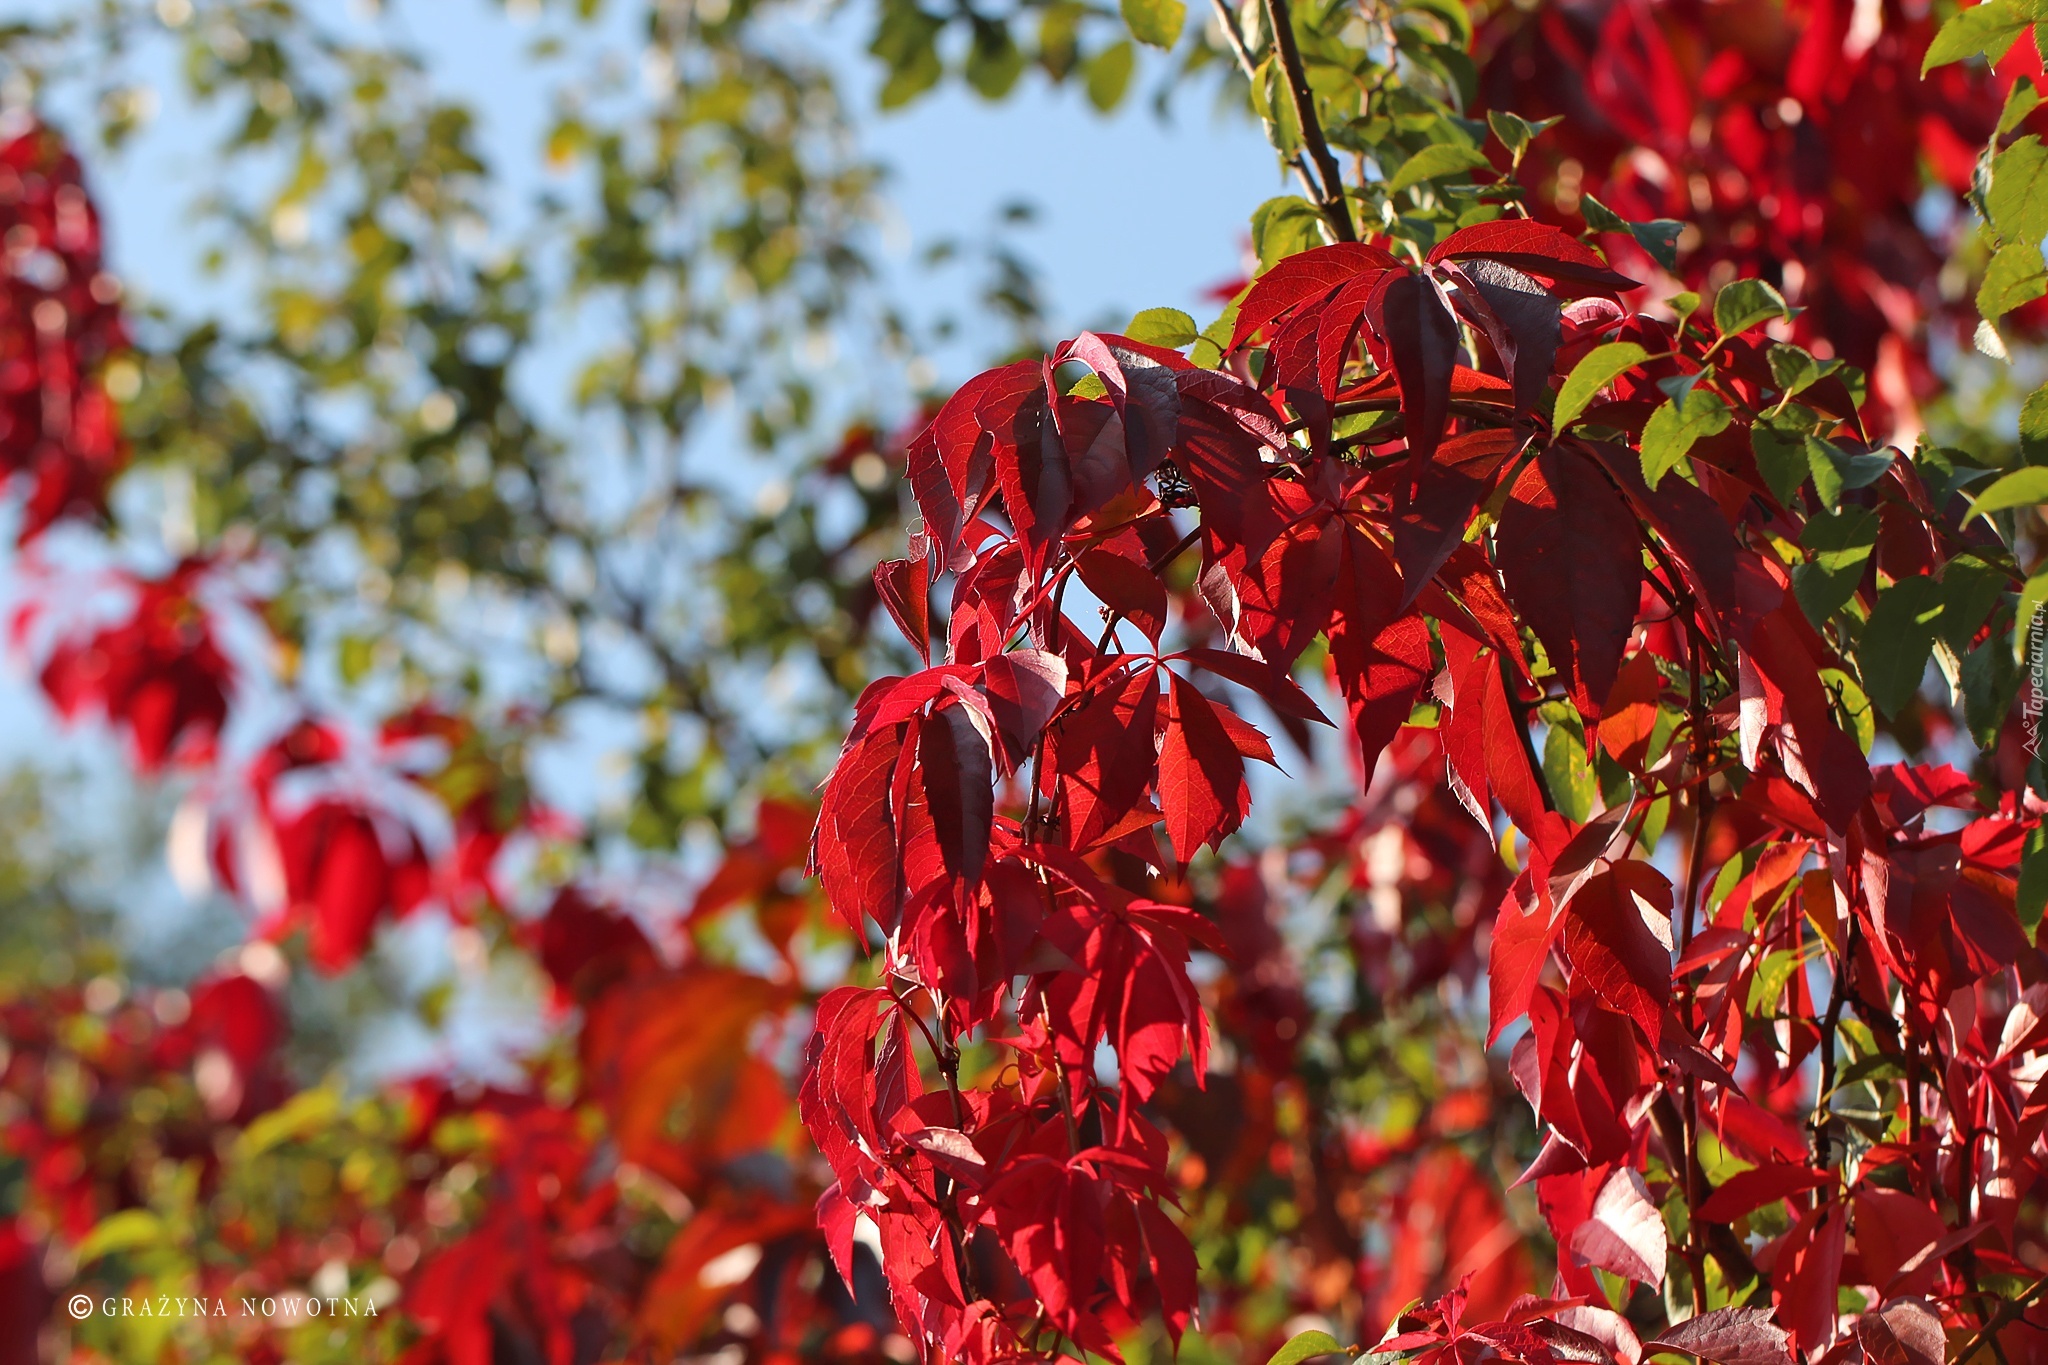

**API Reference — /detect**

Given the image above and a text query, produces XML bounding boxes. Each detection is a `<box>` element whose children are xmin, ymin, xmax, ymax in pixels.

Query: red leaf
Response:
<box><xmin>1597</xmin><ymin>650</ymin><xmax>1662</xmax><ymax>769</ymax></box>
<box><xmin>907</xmin><ymin>364</ymin><xmax>1024</xmax><ymax>565</ymax></box>
<box><xmin>1159</xmin><ymin>672</ymin><xmax>1249</xmax><ymax>861</ymax></box>
<box><xmin>1853</xmin><ymin>1299</ymin><xmax>1945</xmax><ymax>1365</ymax></box>
<box><xmin>1052</xmin><ymin>665</ymin><xmax>1161</xmax><ymax>850</ymax></box>
<box><xmin>1229</xmin><ymin>242</ymin><xmax>1401</xmax><ymax>351</ymax></box>
<box><xmin>1647</xmin><ymin>1307</ymin><xmax>1795</xmax><ymax>1365</ymax></box>
<box><xmin>1448</xmin><ymin>258</ymin><xmax>1562</xmax><ymax>416</ymax></box>
<box><xmin>1772</xmin><ymin>1196</ymin><xmax>1847</xmax><ymax>1356</ymax></box>
<box><xmin>920</xmin><ymin>703</ymin><xmax>995</xmax><ymax>891</ymax></box>
<box><xmin>1496</xmin><ymin>445</ymin><xmax>1642</xmax><ymax>719</ymax></box>
<box><xmin>1427</xmin><ymin>220</ymin><xmax>1638</xmax><ymax>295</ymax></box>
<box><xmin>1567</xmin><ymin>1166</ymin><xmax>1666</xmax><ymax>1284</ymax></box>
<box><xmin>1176</xmin><ymin>646</ymin><xmax>1332</xmax><ymax>727</ymax></box>
<box><xmin>1377</xmin><ymin>270</ymin><xmax>1462</xmax><ymax>470</ymax></box>
<box><xmin>987</xmin><ymin>375</ymin><xmax>1070</xmax><ymax>569</ymax></box>
<box><xmin>815</xmin><ymin>725</ymin><xmax>903</xmax><ymax>933</ymax></box>
<box><xmin>873</xmin><ymin>554</ymin><xmax>931</xmax><ymax>663</ymax></box>
<box><xmin>1488</xmin><ymin>872</ymin><xmax>1561</xmax><ymax>1045</ymax></box>
<box><xmin>1851</xmin><ymin>1188</ymin><xmax>1948</xmax><ymax>1298</ymax></box>
<box><xmin>1392</xmin><ymin>428</ymin><xmax>1517</xmax><ymax>605</ymax></box>
<box><xmin>1326</xmin><ymin>528</ymin><xmax>1431</xmax><ymax>775</ymax></box>
<box><xmin>1564</xmin><ymin>858</ymin><xmax>1673</xmax><ymax>1040</ymax></box>
<box><xmin>981</xmin><ymin>648</ymin><xmax>1069</xmax><ymax>761</ymax></box>
<box><xmin>1077</xmin><ymin>545</ymin><xmax>1168</xmax><ymax>645</ymax></box>
<box><xmin>1698</xmin><ymin>1162</ymin><xmax>1828</xmax><ymax>1222</ymax></box>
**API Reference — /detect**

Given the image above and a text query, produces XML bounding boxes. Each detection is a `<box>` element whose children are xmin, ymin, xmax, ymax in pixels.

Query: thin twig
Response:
<box><xmin>1812</xmin><ymin>918</ymin><xmax>1859</xmax><ymax>1170</ymax></box>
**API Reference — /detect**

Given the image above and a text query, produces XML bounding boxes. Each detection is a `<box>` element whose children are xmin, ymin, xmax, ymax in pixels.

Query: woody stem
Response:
<box><xmin>1260</xmin><ymin>0</ymin><xmax>1356</xmax><ymax>243</ymax></box>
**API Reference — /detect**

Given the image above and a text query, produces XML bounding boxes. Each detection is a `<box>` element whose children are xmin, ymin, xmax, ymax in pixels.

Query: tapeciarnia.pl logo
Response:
<box><xmin>2027</xmin><ymin>602</ymin><xmax>2048</xmax><ymax>760</ymax></box>
<box><xmin>68</xmin><ymin>1293</ymin><xmax>380</xmax><ymax>1320</ymax></box>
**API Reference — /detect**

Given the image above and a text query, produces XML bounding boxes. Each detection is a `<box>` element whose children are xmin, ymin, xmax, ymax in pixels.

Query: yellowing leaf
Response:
<box><xmin>1121</xmin><ymin>0</ymin><xmax>1187</xmax><ymax>48</ymax></box>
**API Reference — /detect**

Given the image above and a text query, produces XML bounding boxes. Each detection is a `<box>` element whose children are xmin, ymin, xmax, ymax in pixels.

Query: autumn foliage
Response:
<box><xmin>6</xmin><ymin>1</ymin><xmax>2048</xmax><ymax>1364</ymax></box>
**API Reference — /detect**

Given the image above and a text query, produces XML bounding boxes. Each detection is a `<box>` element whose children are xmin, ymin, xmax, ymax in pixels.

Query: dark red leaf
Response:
<box><xmin>1376</xmin><ymin>270</ymin><xmax>1462</xmax><ymax>470</ymax></box>
<box><xmin>1495</xmin><ymin>445</ymin><xmax>1642</xmax><ymax>719</ymax></box>
<box><xmin>1393</xmin><ymin>427</ymin><xmax>1517</xmax><ymax>604</ymax></box>
<box><xmin>1428</xmin><ymin>220</ymin><xmax>1638</xmax><ymax>295</ymax></box>
<box><xmin>920</xmin><ymin>703</ymin><xmax>995</xmax><ymax>891</ymax></box>
<box><xmin>1647</xmin><ymin>1306</ymin><xmax>1795</xmax><ymax>1365</ymax></box>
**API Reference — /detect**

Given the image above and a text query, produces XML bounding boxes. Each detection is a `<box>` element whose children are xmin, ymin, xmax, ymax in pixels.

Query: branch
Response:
<box><xmin>1258</xmin><ymin>0</ymin><xmax>1356</xmax><ymax>243</ymax></box>
<box><xmin>1955</xmin><ymin>1272</ymin><xmax>2048</xmax><ymax>1362</ymax></box>
<box><xmin>1812</xmin><ymin>917</ymin><xmax>1860</xmax><ymax>1170</ymax></box>
<box><xmin>1208</xmin><ymin>0</ymin><xmax>1345</xmax><ymax>223</ymax></box>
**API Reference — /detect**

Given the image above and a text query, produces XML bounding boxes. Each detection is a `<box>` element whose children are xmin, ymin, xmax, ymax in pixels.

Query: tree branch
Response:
<box><xmin>1208</xmin><ymin>0</ymin><xmax>1346</xmax><ymax>223</ymax></box>
<box><xmin>1259</xmin><ymin>0</ymin><xmax>1356</xmax><ymax>242</ymax></box>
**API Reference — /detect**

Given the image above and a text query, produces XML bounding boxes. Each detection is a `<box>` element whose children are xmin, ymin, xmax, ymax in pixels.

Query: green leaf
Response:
<box><xmin>339</xmin><ymin>633</ymin><xmax>376</xmax><ymax>684</ymax></box>
<box><xmin>77</xmin><ymin>1209</ymin><xmax>164</xmax><ymax>1264</ymax></box>
<box><xmin>1937</xmin><ymin>555</ymin><xmax>2011</xmax><ymax>651</ymax></box>
<box><xmin>1979</xmin><ymin>240</ymin><xmax>2047</xmax><ymax>321</ymax></box>
<box><xmin>965</xmin><ymin>24</ymin><xmax>1027</xmax><ymax>99</ymax></box>
<box><xmin>1859</xmin><ymin>576</ymin><xmax>1947</xmax><ymax>718</ymax></box>
<box><xmin>2003</xmin><ymin>75</ymin><xmax>2043</xmax><ymax>134</ymax></box>
<box><xmin>1542</xmin><ymin>705</ymin><xmax>1599</xmax><ymax>823</ymax></box>
<box><xmin>1120</xmin><ymin>0</ymin><xmax>1186</xmax><ymax>48</ymax></box>
<box><xmin>1577</xmin><ymin>193</ymin><xmax>1631</xmax><ymax>233</ymax></box>
<box><xmin>1792</xmin><ymin>505</ymin><xmax>1878</xmax><ymax>627</ymax></box>
<box><xmin>1083</xmin><ymin>39</ymin><xmax>1136</xmax><ymax>111</ymax></box>
<box><xmin>1748</xmin><ymin>946</ymin><xmax>1806</xmax><ymax>1014</ymax></box>
<box><xmin>1251</xmin><ymin>195</ymin><xmax>1327</xmax><ymax>269</ymax></box>
<box><xmin>1713</xmin><ymin>278</ymin><xmax>1790</xmax><ymax>337</ymax></box>
<box><xmin>1627</xmin><ymin>218</ymin><xmax>1685</xmax><ymax>272</ymax></box>
<box><xmin>1668</xmin><ymin>290</ymin><xmax>1702</xmax><ymax>327</ymax></box>
<box><xmin>1804</xmin><ymin>437</ymin><xmax>1892</xmax><ymax>510</ymax></box>
<box><xmin>1923</xmin><ymin>0</ymin><xmax>2033</xmax><ymax>73</ymax></box>
<box><xmin>1639</xmin><ymin>388</ymin><xmax>1731</xmax><ymax>489</ymax></box>
<box><xmin>1553</xmin><ymin>342</ymin><xmax>1648</xmax><ymax>429</ymax></box>
<box><xmin>1962</xmin><ymin>630</ymin><xmax>2023</xmax><ymax>747</ymax></box>
<box><xmin>1486</xmin><ymin>109</ymin><xmax>1560</xmax><ymax>157</ymax></box>
<box><xmin>2019</xmin><ymin>570</ymin><xmax>2048</xmax><ymax>663</ymax></box>
<box><xmin>1577</xmin><ymin>194</ymin><xmax>1682</xmax><ymax>270</ymax></box>
<box><xmin>1266</xmin><ymin>1331</ymin><xmax>1348</xmax><ymax>1365</ymax></box>
<box><xmin>1767</xmin><ymin>343</ymin><xmax>1842</xmax><ymax>404</ymax></box>
<box><xmin>1124</xmin><ymin>306</ymin><xmax>1199</xmax><ymax>348</ymax></box>
<box><xmin>1387</xmin><ymin>142</ymin><xmax>1493</xmax><ymax>195</ymax></box>
<box><xmin>1820</xmin><ymin>667</ymin><xmax>1877</xmax><ymax>754</ymax></box>
<box><xmin>1037</xmin><ymin>1</ymin><xmax>1086</xmax><ymax>78</ymax></box>
<box><xmin>2023</xmin><ymin>385</ymin><xmax>2048</xmax><ymax>462</ymax></box>
<box><xmin>1751</xmin><ymin>421</ymin><xmax>1812</xmax><ymax>506</ymax></box>
<box><xmin>2020</xmin><ymin>824</ymin><xmax>2048</xmax><ymax>942</ymax></box>
<box><xmin>1967</xmin><ymin>465</ymin><xmax>2048</xmax><ymax>521</ymax></box>
<box><xmin>1191</xmin><ymin>301</ymin><xmax>1238</xmax><ymax>369</ymax></box>
<box><xmin>871</xmin><ymin>0</ymin><xmax>946</xmax><ymax>108</ymax></box>
<box><xmin>1988</xmin><ymin>135</ymin><xmax>2048</xmax><ymax>248</ymax></box>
